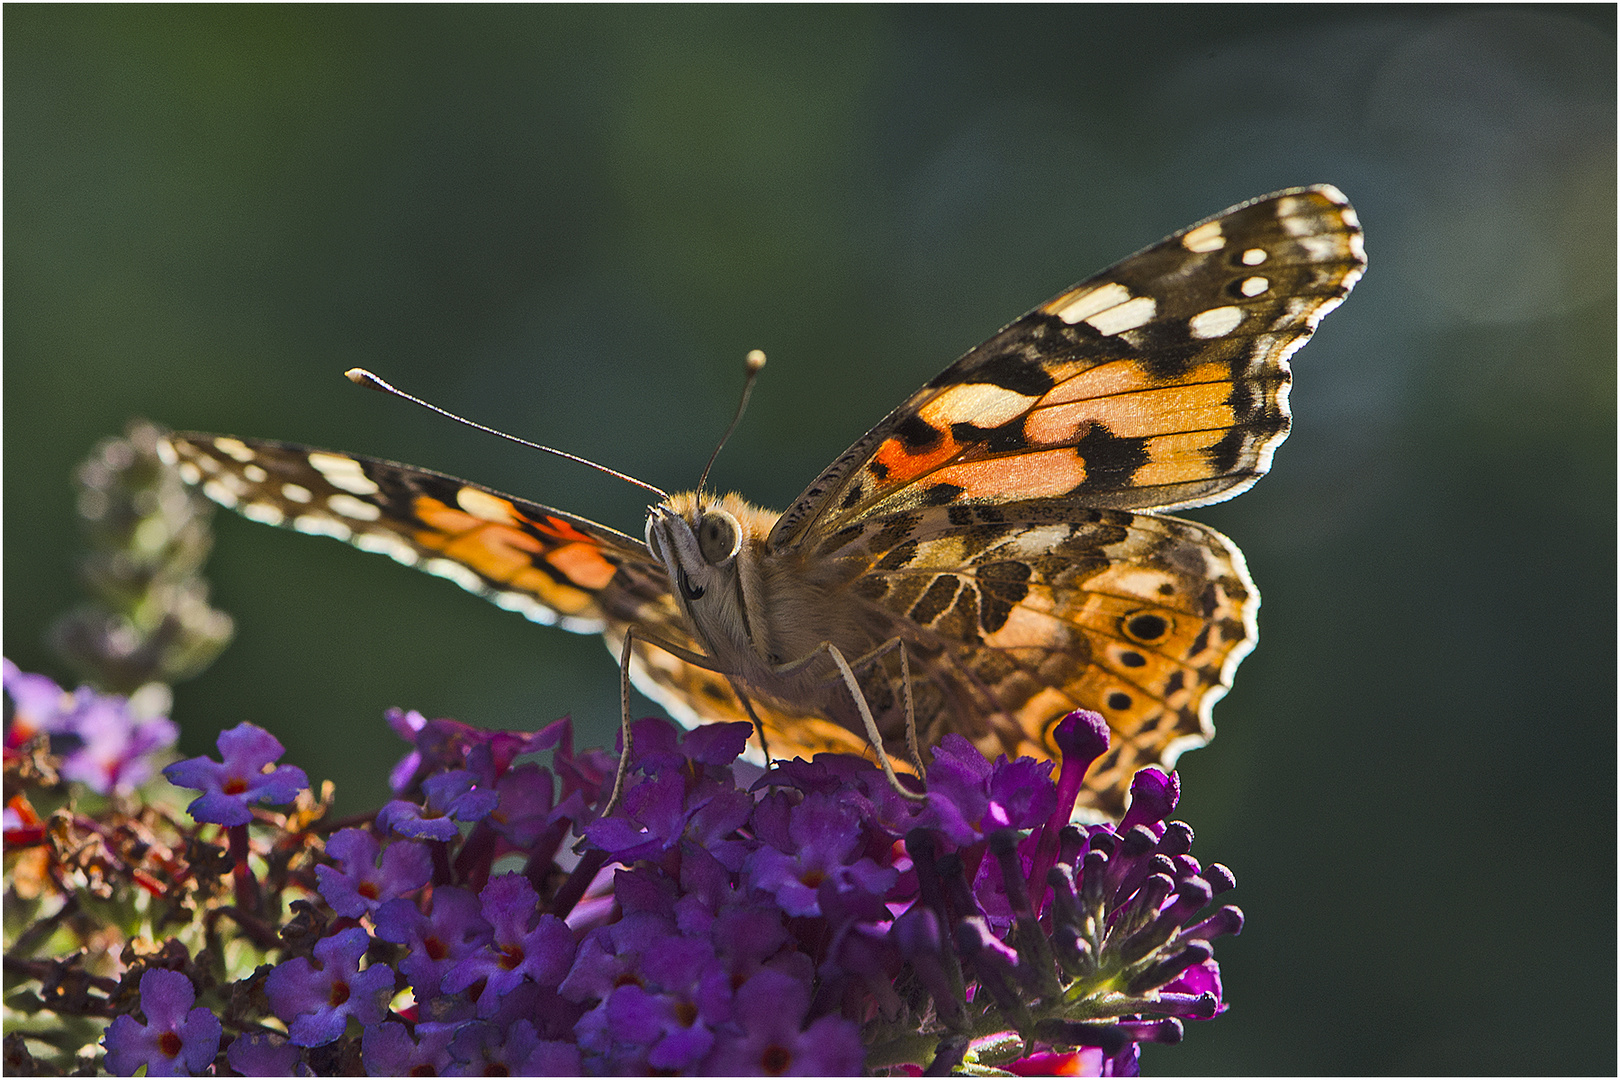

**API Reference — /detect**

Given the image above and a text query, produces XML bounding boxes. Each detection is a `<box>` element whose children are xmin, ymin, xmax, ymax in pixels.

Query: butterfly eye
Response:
<box><xmin>644</xmin><ymin>517</ymin><xmax>664</xmax><ymax>563</ymax></box>
<box><xmin>697</xmin><ymin>510</ymin><xmax>741</xmax><ymax>565</ymax></box>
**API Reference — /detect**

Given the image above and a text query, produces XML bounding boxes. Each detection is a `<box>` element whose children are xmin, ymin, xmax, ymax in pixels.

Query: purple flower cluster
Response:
<box><xmin>96</xmin><ymin>698</ymin><xmax>1241</xmax><ymax>1075</ymax></box>
<box><xmin>3</xmin><ymin>658</ymin><xmax>177</xmax><ymax>795</ymax></box>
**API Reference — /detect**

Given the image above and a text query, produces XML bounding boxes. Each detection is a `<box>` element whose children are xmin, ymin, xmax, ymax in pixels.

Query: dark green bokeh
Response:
<box><xmin>7</xmin><ymin>7</ymin><xmax>1614</xmax><ymax>1073</ymax></box>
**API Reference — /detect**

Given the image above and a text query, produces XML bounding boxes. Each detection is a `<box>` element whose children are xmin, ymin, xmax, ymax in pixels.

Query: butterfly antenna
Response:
<box><xmin>345</xmin><ymin>368</ymin><xmax>671</xmax><ymax>502</ymax></box>
<box><xmin>696</xmin><ymin>349</ymin><xmax>767</xmax><ymax>497</ymax></box>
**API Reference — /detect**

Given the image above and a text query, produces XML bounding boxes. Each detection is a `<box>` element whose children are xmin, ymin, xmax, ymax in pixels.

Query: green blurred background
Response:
<box><xmin>7</xmin><ymin>6</ymin><xmax>1614</xmax><ymax>1073</ymax></box>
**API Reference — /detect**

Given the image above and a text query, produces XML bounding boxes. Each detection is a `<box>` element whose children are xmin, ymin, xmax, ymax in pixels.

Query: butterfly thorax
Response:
<box><xmin>645</xmin><ymin>491</ymin><xmax>875</xmax><ymax>702</ymax></box>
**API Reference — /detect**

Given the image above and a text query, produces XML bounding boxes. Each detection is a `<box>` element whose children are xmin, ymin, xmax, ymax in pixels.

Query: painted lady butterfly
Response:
<box><xmin>162</xmin><ymin>186</ymin><xmax>1364</xmax><ymax>813</ymax></box>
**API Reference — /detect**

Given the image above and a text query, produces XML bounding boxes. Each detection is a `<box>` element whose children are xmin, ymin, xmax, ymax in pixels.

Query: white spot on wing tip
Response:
<box><xmin>243</xmin><ymin>464</ymin><xmax>268</xmax><ymax>483</ymax></box>
<box><xmin>201</xmin><ymin>479</ymin><xmax>239</xmax><ymax>508</ymax></box>
<box><xmin>212</xmin><ymin>437</ymin><xmax>255</xmax><ymax>463</ymax></box>
<box><xmin>1189</xmin><ymin>306</ymin><xmax>1244</xmax><ymax>339</ymax></box>
<box><xmin>156</xmin><ymin>439</ymin><xmax>178</xmax><ymax>466</ymax></box>
<box><xmin>456</xmin><ymin>487</ymin><xmax>515</xmax><ymax>523</ymax></box>
<box><xmin>1182</xmin><ymin>220</ymin><xmax>1225</xmax><ymax>253</ymax></box>
<box><xmin>307</xmin><ymin>452</ymin><xmax>381</xmax><ymax>496</ymax></box>
<box><xmin>240</xmin><ymin>502</ymin><xmax>284</xmax><ymax>526</ymax></box>
<box><xmin>493</xmin><ymin>590</ymin><xmax>560</xmax><ymax>626</ymax></box>
<box><xmin>1240</xmin><ymin>248</ymin><xmax>1267</xmax><ymax>266</ymax></box>
<box><xmin>423</xmin><ymin>557</ymin><xmax>487</xmax><ymax>594</ymax></box>
<box><xmin>1298</xmin><ymin>234</ymin><xmax>1340</xmax><ymax>260</ymax></box>
<box><xmin>281</xmin><ymin>483</ymin><xmax>313</xmax><ymax>504</ymax></box>
<box><xmin>1085</xmin><ymin>295</ymin><xmax>1157</xmax><ymax>336</ymax></box>
<box><xmin>293</xmin><ymin>514</ymin><xmax>352</xmax><ymax>541</ymax></box>
<box><xmin>355</xmin><ymin>531</ymin><xmax>419</xmax><ymax>565</ymax></box>
<box><xmin>327</xmin><ymin>493</ymin><xmax>382</xmax><ymax>522</ymax></box>
<box><xmin>1048</xmin><ymin>281</ymin><xmax>1131</xmax><ymax>325</ymax></box>
<box><xmin>1239</xmin><ymin>276</ymin><xmax>1269</xmax><ymax>298</ymax></box>
<box><xmin>178</xmin><ymin>462</ymin><xmax>203</xmax><ymax>485</ymax></box>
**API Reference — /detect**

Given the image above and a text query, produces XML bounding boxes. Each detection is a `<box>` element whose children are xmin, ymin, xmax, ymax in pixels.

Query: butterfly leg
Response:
<box><xmin>604</xmin><ymin>625</ymin><xmax>744</xmax><ymax>817</ymax></box>
<box><xmin>722</xmin><ymin>677</ymin><xmax>776</xmax><ymax>770</ymax></box>
<box><xmin>604</xmin><ymin>630</ymin><xmax>638</xmax><ymax>818</ymax></box>
<box><xmin>772</xmin><ymin>639</ymin><xmax>927</xmax><ymax>802</ymax></box>
<box><xmin>776</xmin><ymin>635</ymin><xmax>924</xmax><ymax>773</ymax></box>
<box><xmin>897</xmin><ymin>644</ymin><xmax>925</xmax><ymax>778</ymax></box>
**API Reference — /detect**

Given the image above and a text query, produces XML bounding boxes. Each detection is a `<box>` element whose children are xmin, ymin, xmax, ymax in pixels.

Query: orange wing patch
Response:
<box><xmin>870</xmin><ymin>423</ymin><xmax>963</xmax><ymax>485</ymax></box>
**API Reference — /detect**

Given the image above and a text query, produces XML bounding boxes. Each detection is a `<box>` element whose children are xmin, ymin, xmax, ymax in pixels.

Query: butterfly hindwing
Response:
<box><xmin>808</xmin><ymin>500</ymin><xmax>1255</xmax><ymax>812</ymax></box>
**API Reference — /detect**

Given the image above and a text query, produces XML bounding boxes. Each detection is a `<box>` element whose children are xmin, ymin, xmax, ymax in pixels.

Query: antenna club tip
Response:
<box><xmin>745</xmin><ymin>349</ymin><xmax>767</xmax><ymax>373</ymax></box>
<box><xmin>345</xmin><ymin>368</ymin><xmax>387</xmax><ymax>390</ymax></box>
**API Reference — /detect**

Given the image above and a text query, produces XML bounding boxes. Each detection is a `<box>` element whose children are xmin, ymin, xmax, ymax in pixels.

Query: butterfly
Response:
<box><xmin>162</xmin><ymin>185</ymin><xmax>1364</xmax><ymax>815</ymax></box>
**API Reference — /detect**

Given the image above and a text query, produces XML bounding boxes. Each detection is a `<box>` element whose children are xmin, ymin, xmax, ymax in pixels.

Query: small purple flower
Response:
<box><xmin>314</xmin><ymin>828</ymin><xmax>432</xmax><ymax>918</ymax></box>
<box><xmin>225</xmin><ymin>1031</ymin><xmax>305</xmax><ymax>1076</ymax></box>
<box><xmin>386</xmin><ymin>708</ymin><xmax>545</xmax><ymax>795</ymax></box>
<box><xmin>163</xmin><ymin>721</ymin><xmax>308</xmax><ymax>826</ymax></box>
<box><xmin>443</xmin><ymin>873</ymin><xmax>576</xmax><ymax>1008</ymax></box>
<box><xmin>444</xmin><ymin>1018</ymin><xmax>580</xmax><ymax>1076</ymax></box>
<box><xmin>585</xmin><ymin>767</ymin><xmax>705</xmax><ymax>861</ymax></box>
<box><xmin>744</xmin><ymin>790</ymin><xmax>897</xmax><ymax>917</ymax></box>
<box><xmin>483</xmin><ymin>761</ymin><xmax>556</xmax><ymax>847</ymax></box>
<box><xmin>584</xmin><ymin>718</ymin><xmax>756</xmax><ymax>866</ymax></box>
<box><xmin>375</xmin><ymin>769</ymin><xmax>496</xmax><ymax>841</ymax></box>
<box><xmin>921</xmin><ymin>733</ymin><xmax>1056</xmax><ymax>846</ymax></box>
<box><xmin>373</xmin><ymin>886</ymin><xmax>491</xmax><ymax>1002</ymax></box>
<box><xmin>361</xmin><ymin>1021</ymin><xmax>460</xmax><ymax>1077</ymax></box>
<box><xmin>573</xmin><ymin>932</ymin><xmax>737</xmax><ymax>1073</ymax></box>
<box><xmin>264</xmin><ymin>927</ymin><xmax>395</xmax><ymax>1047</ymax></box>
<box><xmin>101</xmin><ymin>968</ymin><xmax>221</xmax><ymax>1077</ymax></box>
<box><xmin>423</xmin><ymin>768</ymin><xmax>499</xmax><ymax>822</ymax></box>
<box><xmin>536</xmin><ymin>713</ymin><xmax>614</xmax><ymax>808</ymax></box>
<box><xmin>701</xmin><ymin>966</ymin><xmax>864</xmax><ymax>1075</ymax></box>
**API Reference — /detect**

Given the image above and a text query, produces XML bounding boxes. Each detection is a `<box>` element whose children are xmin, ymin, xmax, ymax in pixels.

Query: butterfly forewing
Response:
<box><xmin>769</xmin><ymin>186</ymin><xmax>1364</xmax><ymax>547</ymax></box>
<box><xmin>160</xmin><ymin>435</ymin><xmax>669</xmax><ymax>633</ymax></box>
